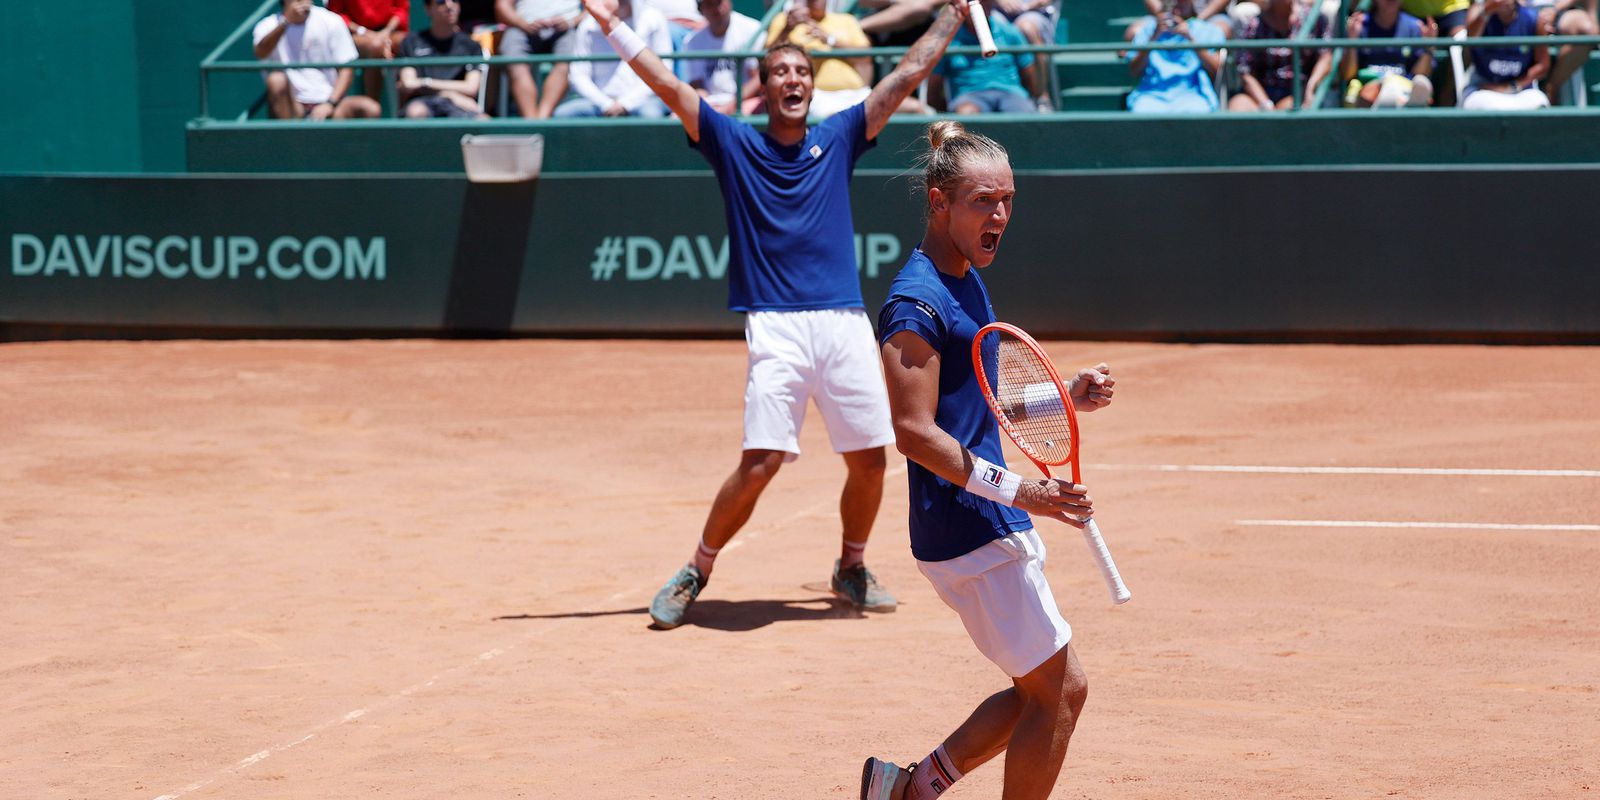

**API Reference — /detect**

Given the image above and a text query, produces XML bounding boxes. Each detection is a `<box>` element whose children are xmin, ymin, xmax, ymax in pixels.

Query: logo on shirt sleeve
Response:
<box><xmin>913</xmin><ymin>300</ymin><xmax>938</xmax><ymax>320</ymax></box>
<box><xmin>809</xmin><ymin>144</ymin><xmax>823</xmax><ymax>159</ymax></box>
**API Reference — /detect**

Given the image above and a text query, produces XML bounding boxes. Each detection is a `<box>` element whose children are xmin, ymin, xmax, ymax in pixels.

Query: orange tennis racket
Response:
<box><xmin>971</xmin><ymin>322</ymin><xmax>1131</xmax><ymax>605</ymax></box>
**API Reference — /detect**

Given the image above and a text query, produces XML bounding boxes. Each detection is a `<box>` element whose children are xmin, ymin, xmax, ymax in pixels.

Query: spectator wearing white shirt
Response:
<box><xmin>253</xmin><ymin>0</ymin><xmax>382</xmax><ymax>120</ymax></box>
<box><xmin>553</xmin><ymin>0</ymin><xmax>675</xmax><ymax>116</ymax></box>
<box><xmin>682</xmin><ymin>0</ymin><xmax>761</xmax><ymax>114</ymax></box>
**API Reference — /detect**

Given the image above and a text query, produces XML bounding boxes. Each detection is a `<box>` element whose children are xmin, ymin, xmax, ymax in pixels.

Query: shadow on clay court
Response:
<box><xmin>493</xmin><ymin>596</ymin><xmax>866</xmax><ymax>632</ymax></box>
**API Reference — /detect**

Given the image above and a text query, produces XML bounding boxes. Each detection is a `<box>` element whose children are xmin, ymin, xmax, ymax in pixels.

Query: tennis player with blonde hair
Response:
<box><xmin>864</xmin><ymin>120</ymin><xmax>1114</xmax><ymax>800</ymax></box>
<box><xmin>576</xmin><ymin>0</ymin><xmax>978</xmax><ymax>629</ymax></box>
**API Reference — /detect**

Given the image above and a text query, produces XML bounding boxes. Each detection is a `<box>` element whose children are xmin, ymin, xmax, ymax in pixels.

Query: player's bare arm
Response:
<box><xmin>864</xmin><ymin>0</ymin><xmax>967</xmax><ymax>139</ymax></box>
<box><xmin>579</xmin><ymin>0</ymin><xmax>704</xmax><ymax>139</ymax></box>
<box><xmin>881</xmin><ymin>330</ymin><xmax>1093</xmax><ymax>526</ymax></box>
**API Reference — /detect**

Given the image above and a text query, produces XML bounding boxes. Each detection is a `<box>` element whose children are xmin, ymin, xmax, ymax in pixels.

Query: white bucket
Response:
<box><xmin>460</xmin><ymin>134</ymin><xmax>545</xmax><ymax>183</ymax></box>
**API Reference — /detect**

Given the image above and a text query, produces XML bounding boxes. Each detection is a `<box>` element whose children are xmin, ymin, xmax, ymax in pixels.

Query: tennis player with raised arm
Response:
<box><xmin>575</xmin><ymin>0</ymin><xmax>978</xmax><ymax>629</ymax></box>
<box><xmin>864</xmin><ymin>120</ymin><xmax>1114</xmax><ymax>800</ymax></box>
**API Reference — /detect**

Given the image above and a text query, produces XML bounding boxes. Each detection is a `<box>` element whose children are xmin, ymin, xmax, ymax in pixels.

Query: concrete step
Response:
<box><xmin>1056</xmin><ymin>85</ymin><xmax>1128</xmax><ymax>111</ymax></box>
<box><xmin>1052</xmin><ymin>51</ymin><xmax>1129</xmax><ymax>88</ymax></box>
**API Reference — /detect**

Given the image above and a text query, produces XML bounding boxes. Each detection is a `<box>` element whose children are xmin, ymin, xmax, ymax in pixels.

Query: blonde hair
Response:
<box><xmin>914</xmin><ymin>120</ymin><xmax>1010</xmax><ymax>210</ymax></box>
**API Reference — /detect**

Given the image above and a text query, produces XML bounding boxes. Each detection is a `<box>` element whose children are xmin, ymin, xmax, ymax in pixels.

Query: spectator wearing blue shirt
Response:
<box><xmin>1123</xmin><ymin>0</ymin><xmax>1227</xmax><ymax>113</ymax></box>
<box><xmin>572</xmin><ymin>0</ymin><xmax>978</xmax><ymax>629</ymax></box>
<box><xmin>931</xmin><ymin>0</ymin><xmax>1040</xmax><ymax>113</ymax></box>
<box><xmin>1340</xmin><ymin>0</ymin><xmax>1438</xmax><ymax>107</ymax></box>
<box><xmin>1461</xmin><ymin>0</ymin><xmax>1550</xmax><ymax>109</ymax></box>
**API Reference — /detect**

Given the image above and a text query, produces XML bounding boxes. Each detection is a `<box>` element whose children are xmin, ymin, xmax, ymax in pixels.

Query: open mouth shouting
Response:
<box><xmin>779</xmin><ymin>88</ymin><xmax>807</xmax><ymax>114</ymax></box>
<box><xmin>979</xmin><ymin>228</ymin><xmax>1003</xmax><ymax>255</ymax></box>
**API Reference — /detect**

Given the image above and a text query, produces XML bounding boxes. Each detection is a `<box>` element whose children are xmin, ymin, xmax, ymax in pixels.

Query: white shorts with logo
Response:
<box><xmin>917</xmin><ymin>529</ymin><xmax>1073</xmax><ymax>678</ymax></box>
<box><xmin>743</xmin><ymin>308</ymin><xmax>895</xmax><ymax>461</ymax></box>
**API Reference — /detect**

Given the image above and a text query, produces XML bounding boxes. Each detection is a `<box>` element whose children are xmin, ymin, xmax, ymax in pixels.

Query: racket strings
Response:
<box><xmin>981</xmin><ymin>333</ymin><xmax>1075</xmax><ymax>464</ymax></box>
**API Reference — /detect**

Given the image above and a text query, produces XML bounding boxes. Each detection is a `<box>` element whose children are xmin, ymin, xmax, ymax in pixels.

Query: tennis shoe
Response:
<box><xmin>832</xmin><ymin>560</ymin><xmax>897</xmax><ymax>612</ymax></box>
<box><xmin>860</xmin><ymin>757</ymin><xmax>913</xmax><ymax>800</ymax></box>
<box><xmin>649</xmin><ymin>563</ymin><xmax>707</xmax><ymax>630</ymax></box>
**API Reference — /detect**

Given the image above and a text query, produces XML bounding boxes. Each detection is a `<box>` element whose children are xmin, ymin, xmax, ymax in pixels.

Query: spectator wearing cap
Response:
<box><xmin>326</xmin><ymin>0</ymin><xmax>412</xmax><ymax>99</ymax></box>
<box><xmin>1229</xmin><ymin>0</ymin><xmax>1333</xmax><ymax>110</ymax></box>
<box><xmin>1460</xmin><ymin>0</ymin><xmax>1550</xmax><ymax>109</ymax></box>
<box><xmin>399</xmin><ymin>0</ymin><xmax>490</xmax><ymax>117</ymax></box>
<box><xmin>254</xmin><ymin>0</ymin><xmax>383</xmax><ymax>120</ymax></box>
<box><xmin>1340</xmin><ymin>0</ymin><xmax>1437</xmax><ymax>107</ymax></box>
<box><xmin>1123</xmin><ymin>0</ymin><xmax>1227</xmax><ymax>113</ymax></box>
<box><xmin>930</xmin><ymin>0</ymin><xmax>1040</xmax><ymax>113</ymax></box>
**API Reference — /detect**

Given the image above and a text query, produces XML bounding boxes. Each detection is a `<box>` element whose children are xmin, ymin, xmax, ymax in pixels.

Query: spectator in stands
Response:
<box><xmin>398</xmin><ymin>0</ymin><xmax>489</xmax><ymax>117</ymax></box>
<box><xmin>930</xmin><ymin>0</ymin><xmax>1041</xmax><ymax>113</ymax></box>
<box><xmin>498</xmin><ymin>0</ymin><xmax>582</xmax><ymax>117</ymax></box>
<box><xmin>1538</xmin><ymin>0</ymin><xmax>1598</xmax><ymax>104</ymax></box>
<box><xmin>1460</xmin><ymin>0</ymin><xmax>1550</xmax><ymax>108</ymax></box>
<box><xmin>857</xmin><ymin>0</ymin><xmax>941</xmax><ymax>42</ymax></box>
<box><xmin>768</xmin><ymin>0</ymin><xmax>928</xmax><ymax>115</ymax></box>
<box><xmin>327</xmin><ymin>0</ymin><xmax>411</xmax><ymax>100</ymax></box>
<box><xmin>1000</xmin><ymin>0</ymin><xmax>1062</xmax><ymax>109</ymax></box>
<box><xmin>1402</xmin><ymin>0</ymin><xmax>1471</xmax><ymax>35</ymax></box>
<box><xmin>254</xmin><ymin>0</ymin><xmax>383</xmax><ymax>120</ymax></box>
<box><xmin>1228</xmin><ymin>0</ymin><xmax>1333</xmax><ymax>110</ymax></box>
<box><xmin>555</xmin><ymin>0</ymin><xmax>674</xmax><ymax>116</ymax></box>
<box><xmin>651</xmin><ymin>0</ymin><xmax>709</xmax><ymax>40</ymax></box>
<box><xmin>768</xmin><ymin>0</ymin><xmax>877</xmax><ymax>117</ymax></box>
<box><xmin>1340</xmin><ymin>0</ymin><xmax>1436</xmax><ymax>107</ymax></box>
<box><xmin>1143</xmin><ymin>0</ymin><xmax>1232</xmax><ymax>34</ymax></box>
<box><xmin>682</xmin><ymin>0</ymin><xmax>762</xmax><ymax>114</ymax></box>
<box><xmin>1123</xmin><ymin>0</ymin><xmax>1226</xmax><ymax>113</ymax></box>
<box><xmin>860</xmin><ymin>0</ymin><xmax>1055</xmax><ymax>109</ymax></box>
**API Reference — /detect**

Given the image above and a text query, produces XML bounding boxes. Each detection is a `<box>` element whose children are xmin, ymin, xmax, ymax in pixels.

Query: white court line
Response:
<box><xmin>151</xmin><ymin>466</ymin><xmax>903</xmax><ymax>800</ymax></box>
<box><xmin>1094</xmin><ymin>464</ymin><xmax>1600</xmax><ymax>478</ymax></box>
<box><xmin>1237</xmin><ymin>519</ymin><xmax>1600</xmax><ymax>531</ymax></box>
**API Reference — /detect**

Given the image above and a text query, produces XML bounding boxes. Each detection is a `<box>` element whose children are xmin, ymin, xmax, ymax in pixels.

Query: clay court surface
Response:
<box><xmin>2</xmin><ymin>339</ymin><xmax>1597</xmax><ymax>799</ymax></box>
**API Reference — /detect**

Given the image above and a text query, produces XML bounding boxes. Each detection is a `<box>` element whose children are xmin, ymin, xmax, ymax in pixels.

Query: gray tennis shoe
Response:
<box><xmin>649</xmin><ymin>563</ymin><xmax>707</xmax><ymax>629</ymax></box>
<box><xmin>860</xmin><ymin>757</ymin><xmax>912</xmax><ymax>800</ymax></box>
<box><xmin>832</xmin><ymin>560</ymin><xmax>897</xmax><ymax>612</ymax></box>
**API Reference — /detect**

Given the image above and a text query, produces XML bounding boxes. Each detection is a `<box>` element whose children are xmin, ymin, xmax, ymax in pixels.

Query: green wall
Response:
<box><xmin>187</xmin><ymin>111</ymin><xmax>1600</xmax><ymax>175</ymax></box>
<box><xmin>6</xmin><ymin>171</ymin><xmax>1600</xmax><ymax>341</ymax></box>
<box><xmin>0</xmin><ymin>0</ymin><xmax>260</xmax><ymax>173</ymax></box>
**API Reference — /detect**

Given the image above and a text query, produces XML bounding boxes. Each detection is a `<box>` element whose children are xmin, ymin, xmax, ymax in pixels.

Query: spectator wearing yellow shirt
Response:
<box><xmin>1402</xmin><ymin>0</ymin><xmax>1471</xmax><ymax>32</ymax></box>
<box><xmin>768</xmin><ymin>0</ymin><xmax>927</xmax><ymax>116</ymax></box>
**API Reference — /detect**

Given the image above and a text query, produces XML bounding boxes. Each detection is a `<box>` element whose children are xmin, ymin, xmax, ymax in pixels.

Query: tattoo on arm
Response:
<box><xmin>865</xmin><ymin>7</ymin><xmax>960</xmax><ymax>136</ymax></box>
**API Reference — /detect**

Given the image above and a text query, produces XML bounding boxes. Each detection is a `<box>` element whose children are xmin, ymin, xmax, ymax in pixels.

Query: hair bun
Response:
<box><xmin>927</xmin><ymin>120</ymin><xmax>966</xmax><ymax>150</ymax></box>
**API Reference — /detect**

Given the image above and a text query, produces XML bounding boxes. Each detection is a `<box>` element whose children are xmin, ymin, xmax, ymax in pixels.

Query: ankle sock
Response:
<box><xmin>841</xmin><ymin>539</ymin><xmax>867</xmax><ymax>568</ymax></box>
<box><xmin>692</xmin><ymin>538</ymin><xmax>721</xmax><ymax>577</ymax></box>
<box><xmin>906</xmin><ymin>744</ymin><xmax>962</xmax><ymax>799</ymax></box>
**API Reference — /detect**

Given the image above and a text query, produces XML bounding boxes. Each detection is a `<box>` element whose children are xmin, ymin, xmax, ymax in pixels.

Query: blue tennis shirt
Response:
<box><xmin>878</xmin><ymin>249</ymin><xmax>1033</xmax><ymax>562</ymax></box>
<box><xmin>690</xmin><ymin>98</ymin><xmax>875</xmax><ymax>312</ymax></box>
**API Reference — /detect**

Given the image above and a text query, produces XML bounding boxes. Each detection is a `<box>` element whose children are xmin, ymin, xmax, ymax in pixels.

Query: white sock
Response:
<box><xmin>907</xmin><ymin>744</ymin><xmax>963</xmax><ymax>799</ymax></box>
<box><xmin>692</xmin><ymin>538</ymin><xmax>721</xmax><ymax>576</ymax></box>
<box><xmin>841</xmin><ymin>539</ymin><xmax>867</xmax><ymax>568</ymax></box>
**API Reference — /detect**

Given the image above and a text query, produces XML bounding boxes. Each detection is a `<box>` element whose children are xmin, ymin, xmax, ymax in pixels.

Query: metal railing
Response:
<box><xmin>199</xmin><ymin>0</ymin><xmax>1600</xmax><ymax>120</ymax></box>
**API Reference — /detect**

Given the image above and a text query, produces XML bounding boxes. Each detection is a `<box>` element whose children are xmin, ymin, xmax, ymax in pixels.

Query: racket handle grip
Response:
<box><xmin>1083</xmin><ymin>518</ymin><xmax>1131</xmax><ymax>605</ymax></box>
<box><xmin>966</xmin><ymin>0</ymin><xmax>999</xmax><ymax>57</ymax></box>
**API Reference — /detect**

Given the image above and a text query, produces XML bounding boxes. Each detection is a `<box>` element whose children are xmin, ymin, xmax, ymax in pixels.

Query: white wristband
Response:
<box><xmin>604</xmin><ymin>21</ymin><xmax>647</xmax><ymax>61</ymax></box>
<box><xmin>966</xmin><ymin>457</ymin><xmax>1022</xmax><ymax>507</ymax></box>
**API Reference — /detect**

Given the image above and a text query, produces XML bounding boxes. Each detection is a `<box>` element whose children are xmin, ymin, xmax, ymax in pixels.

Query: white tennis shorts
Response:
<box><xmin>742</xmin><ymin>308</ymin><xmax>895</xmax><ymax>461</ymax></box>
<box><xmin>917</xmin><ymin>529</ymin><xmax>1073</xmax><ymax>678</ymax></box>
